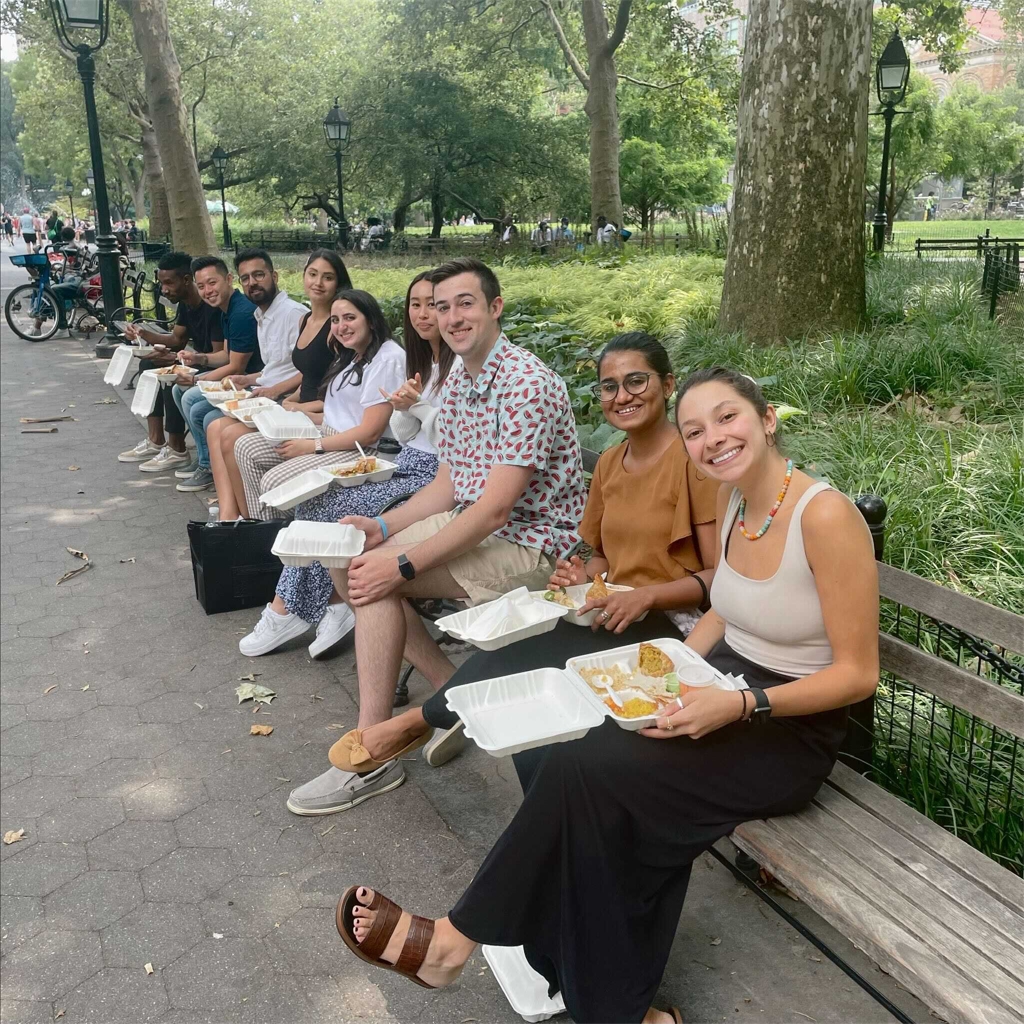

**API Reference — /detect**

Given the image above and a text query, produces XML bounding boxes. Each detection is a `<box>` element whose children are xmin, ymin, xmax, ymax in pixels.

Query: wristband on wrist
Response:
<box><xmin>738</xmin><ymin>690</ymin><xmax>750</xmax><ymax>722</ymax></box>
<box><xmin>373</xmin><ymin>516</ymin><xmax>389</xmax><ymax>541</ymax></box>
<box><xmin>693</xmin><ymin>574</ymin><xmax>710</xmax><ymax>612</ymax></box>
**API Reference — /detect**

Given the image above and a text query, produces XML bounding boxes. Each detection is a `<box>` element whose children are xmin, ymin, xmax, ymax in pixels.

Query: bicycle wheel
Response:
<box><xmin>5</xmin><ymin>284</ymin><xmax>62</xmax><ymax>341</ymax></box>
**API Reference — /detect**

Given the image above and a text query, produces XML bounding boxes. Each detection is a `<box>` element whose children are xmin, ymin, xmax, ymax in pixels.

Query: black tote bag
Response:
<box><xmin>187</xmin><ymin>518</ymin><xmax>288</xmax><ymax>615</ymax></box>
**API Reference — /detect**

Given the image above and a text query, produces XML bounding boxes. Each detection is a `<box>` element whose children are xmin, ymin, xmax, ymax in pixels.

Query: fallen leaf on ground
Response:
<box><xmin>237</xmin><ymin>672</ymin><xmax>261</xmax><ymax>682</ymax></box>
<box><xmin>120</xmin><ymin>557</ymin><xmax>136</xmax><ymax>564</ymax></box>
<box><xmin>250</xmin><ymin>724</ymin><xmax>273</xmax><ymax>736</ymax></box>
<box><xmin>235</xmin><ymin>682</ymin><xmax>276</xmax><ymax>706</ymax></box>
<box><xmin>67</xmin><ymin>465</ymin><xmax>80</xmax><ymax>471</ymax></box>
<box><xmin>43</xmin><ymin>685</ymin><xmax>57</xmax><ymax>695</ymax></box>
<box><xmin>710</xmin><ymin>937</ymin><xmax>721</xmax><ymax>946</ymax></box>
<box><xmin>81</xmin><ymin>685</ymin><xmax>90</xmax><ymax>691</ymax></box>
<box><xmin>66</xmin><ymin>547</ymin><xmax>89</xmax><ymax>560</ymax></box>
<box><xmin>194</xmin><ymin>702</ymin><xmax>204</xmax><ymax>710</ymax></box>
<box><xmin>57</xmin><ymin>563</ymin><xmax>93</xmax><ymax>587</ymax></box>
<box><xmin>144</xmin><ymin>963</ymin><xmax>154</xmax><ymax>975</ymax></box>
<box><xmin>320</xmin><ymin>823</ymin><xmax>337</xmax><ymax>837</ymax></box>
<box><xmin>3</xmin><ymin>829</ymin><xmax>26</xmax><ymax>845</ymax></box>
<box><xmin>276</xmin><ymin>777</ymin><xmax>291</xmax><ymax>782</ymax></box>
<box><xmin>55</xmin><ymin>1012</ymin><xmax>65</xmax><ymax>1020</ymax></box>
<box><xmin>94</xmin><ymin>397</ymin><xmax>118</xmax><ymax>404</ymax></box>
<box><xmin>309</xmin><ymin>693</ymin><xmax>324</xmax><ymax>701</ymax></box>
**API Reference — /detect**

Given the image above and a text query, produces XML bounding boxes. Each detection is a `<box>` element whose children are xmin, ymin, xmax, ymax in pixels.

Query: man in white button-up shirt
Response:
<box><xmin>228</xmin><ymin>248</ymin><xmax>307</xmax><ymax>399</ymax></box>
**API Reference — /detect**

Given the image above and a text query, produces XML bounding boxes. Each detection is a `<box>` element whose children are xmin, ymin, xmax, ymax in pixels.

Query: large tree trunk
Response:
<box><xmin>719</xmin><ymin>0</ymin><xmax>871</xmax><ymax>341</ymax></box>
<box><xmin>120</xmin><ymin>0</ymin><xmax>216</xmax><ymax>255</ymax></box>
<box><xmin>141</xmin><ymin>124</ymin><xmax>171</xmax><ymax>239</ymax></box>
<box><xmin>430</xmin><ymin>180</ymin><xmax>444</xmax><ymax>238</ymax></box>
<box><xmin>582</xmin><ymin>1</ymin><xmax>623</xmax><ymax>234</ymax></box>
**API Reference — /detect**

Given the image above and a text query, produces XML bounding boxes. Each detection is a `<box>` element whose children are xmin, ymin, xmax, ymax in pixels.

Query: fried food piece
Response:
<box><xmin>543</xmin><ymin>590</ymin><xmax>576</xmax><ymax>609</ymax></box>
<box><xmin>332</xmin><ymin>456</ymin><xmax>378</xmax><ymax>478</ymax></box>
<box><xmin>224</xmin><ymin>400</ymin><xmax>240</xmax><ymax>411</ymax></box>
<box><xmin>637</xmin><ymin>642</ymin><xmax>674</xmax><ymax>678</ymax></box>
<box><xmin>586</xmin><ymin>574</ymin><xmax>609</xmax><ymax>600</ymax></box>
<box><xmin>605</xmin><ymin>696</ymin><xmax>658</xmax><ymax>718</ymax></box>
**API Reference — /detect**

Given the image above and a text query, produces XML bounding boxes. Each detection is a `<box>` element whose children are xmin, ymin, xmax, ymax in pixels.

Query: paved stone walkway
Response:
<box><xmin>0</xmin><ymin>248</ymin><xmax>924</xmax><ymax>1024</ymax></box>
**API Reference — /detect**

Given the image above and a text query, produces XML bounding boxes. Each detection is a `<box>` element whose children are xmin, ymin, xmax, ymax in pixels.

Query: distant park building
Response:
<box><xmin>911</xmin><ymin>6</ymin><xmax>1017</xmax><ymax>97</ymax></box>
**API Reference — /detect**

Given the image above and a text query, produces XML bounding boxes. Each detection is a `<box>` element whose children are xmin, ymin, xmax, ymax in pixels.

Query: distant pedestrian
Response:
<box><xmin>555</xmin><ymin>217</ymin><xmax>574</xmax><ymax>244</ymax></box>
<box><xmin>530</xmin><ymin>220</ymin><xmax>552</xmax><ymax>254</ymax></box>
<box><xmin>19</xmin><ymin>208</ymin><xmax>37</xmax><ymax>252</ymax></box>
<box><xmin>1</xmin><ymin>213</ymin><xmax>13</xmax><ymax>247</ymax></box>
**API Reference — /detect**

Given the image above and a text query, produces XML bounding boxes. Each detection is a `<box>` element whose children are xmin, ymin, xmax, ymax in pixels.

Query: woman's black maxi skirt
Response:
<box><xmin>445</xmin><ymin>640</ymin><xmax>849</xmax><ymax>1023</ymax></box>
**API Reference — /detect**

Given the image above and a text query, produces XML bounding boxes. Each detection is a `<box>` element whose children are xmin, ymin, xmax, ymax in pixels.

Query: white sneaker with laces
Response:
<box><xmin>118</xmin><ymin>439</ymin><xmax>161</xmax><ymax>463</ymax></box>
<box><xmin>139</xmin><ymin>446</ymin><xmax>190</xmax><ymax>473</ymax></box>
<box><xmin>238</xmin><ymin>604</ymin><xmax>311</xmax><ymax>656</ymax></box>
<box><xmin>308</xmin><ymin>603</ymin><xmax>356</xmax><ymax>659</ymax></box>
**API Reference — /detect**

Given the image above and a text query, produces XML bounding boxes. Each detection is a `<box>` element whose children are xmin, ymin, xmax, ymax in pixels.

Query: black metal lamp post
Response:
<box><xmin>872</xmin><ymin>29</ymin><xmax>911</xmax><ymax>252</ymax></box>
<box><xmin>48</xmin><ymin>0</ymin><xmax>124</xmax><ymax>357</ymax></box>
<box><xmin>211</xmin><ymin>145</ymin><xmax>231</xmax><ymax>248</ymax></box>
<box><xmin>322</xmin><ymin>99</ymin><xmax>351</xmax><ymax>250</ymax></box>
<box><xmin>65</xmin><ymin>178</ymin><xmax>75</xmax><ymax>223</ymax></box>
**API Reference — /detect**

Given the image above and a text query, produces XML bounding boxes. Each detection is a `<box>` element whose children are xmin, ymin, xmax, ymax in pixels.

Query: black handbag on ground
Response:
<box><xmin>187</xmin><ymin>518</ymin><xmax>287</xmax><ymax>615</ymax></box>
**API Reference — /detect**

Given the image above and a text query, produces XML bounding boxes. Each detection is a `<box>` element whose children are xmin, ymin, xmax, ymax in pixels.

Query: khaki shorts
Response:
<box><xmin>391</xmin><ymin>510</ymin><xmax>555</xmax><ymax>606</ymax></box>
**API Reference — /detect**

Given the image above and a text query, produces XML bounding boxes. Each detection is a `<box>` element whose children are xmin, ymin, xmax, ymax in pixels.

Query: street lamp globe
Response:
<box><xmin>57</xmin><ymin>0</ymin><xmax>103</xmax><ymax>29</ymax></box>
<box><xmin>64</xmin><ymin>178</ymin><xmax>73</xmax><ymax>192</ymax></box>
<box><xmin>211</xmin><ymin>145</ymin><xmax>229</xmax><ymax>175</ymax></box>
<box><xmin>323</xmin><ymin>99</ymin><xmax>350</xmax><ymax>152</ymax></box>
<box><xmin>86</xmin><ymin>168</ymin><xmax>94</xmax><ymax>187</ymax></box>
<box><xmin>876</xmin><ymin>29</ymin><xmax>910</xmax><ymax>105</ymax></box>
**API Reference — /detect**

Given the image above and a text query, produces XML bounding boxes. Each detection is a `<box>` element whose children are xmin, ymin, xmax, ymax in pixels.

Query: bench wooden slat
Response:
<box><xmin>732</xmin><ymin>816</ymin><xmax>1024</xmax><ymax>1024</ymax></box>
<box><xmin>878</xmin><ymin>563</ymin><xmax>1024</xmax><ymax>654</ymax></box>
<box><xmin>827</xmin><ymin>762</ymin><xmax>1024</xmax><ymax>911</ymax></box>
<box><xmin>795</xmin><ymin>799</ymin><xmax>1024</xmax><ymax>979</ymax></box>
<box><xmin>813</xmin><ymin>783</ymin><xmax>1024</xmax><ymax>957</ymax></box>
<box><xmin>878</xmin><ymin>633</ymin><xmax>1024</xmax><ymax>739</ymax></box>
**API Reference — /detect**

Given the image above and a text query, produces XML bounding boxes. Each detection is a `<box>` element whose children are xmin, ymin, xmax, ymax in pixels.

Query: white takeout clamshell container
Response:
<box><xmin>447</xmin><ymin>639</ymin><xmax>747</xmax><ymax>755</ymax></box>
<box><xmin>482</xmin><ymin>944</ymin><xmax>567</xmax><ymax>1022</ymax></box>
<box><xmin>532</xmin><ymin>581</ymin><xmax>647</xmax><ymax>628</ymax></box>
<box><xmin>130</xmin><ymin>370</ymin><xmax>161</xmax><ymax>416</ymax></box>
<box><xmin>152</xmin><ymin>365</ymin><xmax>198</xmax><ymax>386</ymax></box>
<box><xmin>114</xmin><ymin>319</ymin><xmax>171</xmax><ymax>337</ymax></box>
<box><xmin>129</xmin><ymin>345</ymin><xmax>156</xmax><ymax>358</ymax></box>
<box><xmin>436</xmin><ymin>592</ymin><xmax>570</xmax><ymax>651</ymax></box>
<box><xmin>103</xmin><ymin>344</ymin><xmax>135</xmax><ymax>386</ymax></box>
<box><xmin>205</xmin><ymin>387</ymin><xmax>251</xmax><ymax>407</ymax></box>
<box><xmin>225</xmin><ymin>396</ymin><xmax>278</xmax><ymax>425</ymax></box>
<box><xmin>445</xmin><ymin>669</ymin><xmax>604</xmax><ymax>758</ymax></box>
<box><xmin>259</xmin><ymin>469</ymin><xmax>332</xmax><ymax>511</ymax></box>
<box><xmin>252</xmin><ymin>406</ymin><xmax>321</xmax><ymax>440</ymax></box>
<box><xmin>271</xmin><ymin>522</ymin><xmax>365</xmax><ymax>568</ymax></box>
<box><xmin>324</xmin><ymin>458</ymin><xmax>398</xmax><ymax>488</ymax></box>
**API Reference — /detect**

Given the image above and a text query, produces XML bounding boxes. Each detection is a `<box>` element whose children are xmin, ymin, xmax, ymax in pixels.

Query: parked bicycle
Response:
<box><xmin>5</xmin><ymin>246</ymin><xmax>147</xmax><ymax>342</ymax></box>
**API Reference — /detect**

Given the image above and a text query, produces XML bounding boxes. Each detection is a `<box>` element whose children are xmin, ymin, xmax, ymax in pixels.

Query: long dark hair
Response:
<box><xmin>319</xmin><ymin>289</ymin><xmax>392</xmax><ymax>397</ymax></box>
<box><xmin>404</xmin><ymin>270</ymin><xmax>456</xmax><ymax>396</ymax></box>
<box><xmin>597</xmin><ymin>331</ymin><xmax>673</xmax><ymax>411</ymax></box>
<box><xmin>305</xmin><ymin>248</ymin><xmax>353</xmax><ymax>294</ymax></box>
<box><xmin>675</xmin><ymin>366</ymin><xmax>780</xmax><ymax>445</ymax></box>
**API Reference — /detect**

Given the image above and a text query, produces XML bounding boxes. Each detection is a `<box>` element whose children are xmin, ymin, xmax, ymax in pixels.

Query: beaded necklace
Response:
<box><xmin>737</xmin><ymin>458</ymin><xmax>794</xmax><ymax>541</ymax></box>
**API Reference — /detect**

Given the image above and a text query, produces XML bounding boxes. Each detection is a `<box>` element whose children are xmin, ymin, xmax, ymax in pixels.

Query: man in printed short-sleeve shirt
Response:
<box><xmin>284</xmin><ymin>257</ymin><xmax>587</xmax><ymax>816</ymax></box>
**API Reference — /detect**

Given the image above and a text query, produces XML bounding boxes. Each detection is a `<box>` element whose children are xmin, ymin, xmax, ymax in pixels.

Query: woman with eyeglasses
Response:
<box><xmin>327</xmin><ymin>331</ymin><xmax>719</xmax><ymax>779</ymax></box>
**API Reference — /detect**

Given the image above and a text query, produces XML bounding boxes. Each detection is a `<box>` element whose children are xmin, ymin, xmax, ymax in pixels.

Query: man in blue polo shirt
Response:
<box><xmin>175</xmin><ymin>255</ymin><xmax>261</xmax><ymax>493</ymax></box>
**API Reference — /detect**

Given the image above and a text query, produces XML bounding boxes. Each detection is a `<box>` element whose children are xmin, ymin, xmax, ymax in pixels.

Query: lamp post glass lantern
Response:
<box><xmin>211</xmin><ymin>145</ymin><xmax>231</xmax><ymax>248</ymax></box>
<box><xmin>50</xmin><ymin>0</ymin><xmax>122</xmax><ymax>355</ymax></box>
<box><xmin>323</xmin><ymin>99</ymin><xmax>350</xmax><ymax>249</ymax></box>
<box><xmin>872</xmin><ymin>29</ymin><xmax>911</xmax><ymax>252</ymax></box>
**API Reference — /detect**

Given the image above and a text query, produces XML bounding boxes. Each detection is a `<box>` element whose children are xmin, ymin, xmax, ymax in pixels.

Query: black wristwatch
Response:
<box><xmin>397</xmin><ymin>553</ymin><xmax>416</xmax><ymax>581</ymax></box>
<box><xmin>747</xmin><ymin>687</ymin><xmax>772</xmax><ymax>725</ymax></box>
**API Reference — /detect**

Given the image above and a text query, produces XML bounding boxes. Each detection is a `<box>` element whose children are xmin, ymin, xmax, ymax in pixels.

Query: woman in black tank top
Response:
<box><xmin>292</xmin><ymin>314</ymin><xmax>334</xmax><ymax>402</ymax></box>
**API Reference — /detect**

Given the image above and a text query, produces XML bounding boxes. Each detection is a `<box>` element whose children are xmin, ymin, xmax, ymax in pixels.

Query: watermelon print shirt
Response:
<box><xmin>436</xmin><ymin>333</ymin><xmax>587</xmax><ymax>558</ymax></box>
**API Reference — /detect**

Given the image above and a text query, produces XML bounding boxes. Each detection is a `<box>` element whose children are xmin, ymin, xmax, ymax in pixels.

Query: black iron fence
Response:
<box><xmin>874</xmin><ymin>600</ymin><xmax>1023</xmax><ymax>876</ymax></box>
<box><xmin>981</xmin><ymin>246</ymin><xmax>1023</xmax><ymax>324</ymax></box>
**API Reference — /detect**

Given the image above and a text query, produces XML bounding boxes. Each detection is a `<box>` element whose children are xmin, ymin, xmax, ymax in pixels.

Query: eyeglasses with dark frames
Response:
<box><xmin>589</xmin><ymin>372</ymin><xmax>659</xmax><ymax>403</ymax></box>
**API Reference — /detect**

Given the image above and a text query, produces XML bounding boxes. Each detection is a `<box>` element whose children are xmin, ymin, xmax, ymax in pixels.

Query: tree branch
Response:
<box><xmin>606</xmin><ymin>0</ymin><xmax>633</xmax><ymax>56</ymax></box>
<box><xmin>541</xmin><ymin>0</ymin><xmax>589</xmax><ymax>90</ymax></box>
<box><xmin>617</xmin><ymin>59</ymin><xmax>735</xmax><ymax>90</ymax></box>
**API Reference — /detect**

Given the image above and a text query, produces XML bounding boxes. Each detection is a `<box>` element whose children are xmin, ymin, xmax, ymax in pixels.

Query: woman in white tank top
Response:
<box><xmin>328</xmin><ymin>368</ymin><xmax>881</xmax><ymax>1024</ymax></box>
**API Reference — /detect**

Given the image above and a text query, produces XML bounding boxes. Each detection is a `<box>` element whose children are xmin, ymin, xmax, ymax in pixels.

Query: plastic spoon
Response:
<box><xmin>599</xmin><ymin>679</ymin><xmax>624</xmax><ymax>708</ymax></box>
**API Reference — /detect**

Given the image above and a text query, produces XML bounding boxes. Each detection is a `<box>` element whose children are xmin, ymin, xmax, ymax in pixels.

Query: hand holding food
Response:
<box><xmin>549</xmin><ymin>555</ymin><xmax>588</xmax><ymax>589</ymax></box>
<box><xmin>639</xmin><ymin>686</ymin><xmax>746</xmax><ymax>740</ymax></box>
<box><xmin>122</xmin><ymin>323</ymin><xmax>139</xmax><ymax>342</ymax></box>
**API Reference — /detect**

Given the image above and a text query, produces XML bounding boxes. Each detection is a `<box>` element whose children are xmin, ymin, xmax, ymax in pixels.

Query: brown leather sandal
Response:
<box><xmin>329</xmin><ymin>727</ymin><xmax>433</xmax><ymax>773</ymax></box>
<box><xmin>336</xmin><ymin>885</ymin><xmax>436</xmax><ymax>989</ymax></box>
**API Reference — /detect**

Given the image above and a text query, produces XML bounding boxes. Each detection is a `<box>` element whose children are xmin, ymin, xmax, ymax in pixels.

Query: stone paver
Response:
<box><xmin>1</xmin><ymin>248</ymin><xmax>926</xmax><ymax>1023</ymax></box>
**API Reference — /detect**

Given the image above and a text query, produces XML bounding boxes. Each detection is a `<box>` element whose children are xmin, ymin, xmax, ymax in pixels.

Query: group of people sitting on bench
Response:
<box><xmin>115</xmin><ymin>253</ymin><xmax>880</xmax><ymax>1023</ymax></box>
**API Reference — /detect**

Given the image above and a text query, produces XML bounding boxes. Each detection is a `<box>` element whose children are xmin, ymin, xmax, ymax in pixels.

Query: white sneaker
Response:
<box><xmin>308</xmin><ymin>603</ymin><xmax>356</xmax><ymax>659</ymax></box>
<box><xmin>118</xmin><ymin>439</ymin><xmax>161</xmax><ymax>463</ymax></box>
<box><xmin>238</xmin><ymin>604</ymin><xmax>311</xmax><ymax>656</ymax></box>
<box><xmin>139</xmin><ymin>446</ymin><xmax>190</xmax><ymax>473</ymax></box>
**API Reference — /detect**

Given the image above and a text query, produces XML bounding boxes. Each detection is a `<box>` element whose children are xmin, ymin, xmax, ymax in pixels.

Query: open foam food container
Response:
<box><xmin>566</xmin><ymin>638</ymin><xmax>743</xmax><ymax>731</ymax></box>
<box><xmin>323</xmin><ymin>457</ymin><xmax>398</xmax><ymax>488</ymax></box>
<box><xmin>252</xmin><ymin>406</ymin><xmax>321</xmax><ymax>440</ymax></box>
<box><xmin>445</xmin><ymin>668</ymin><xmax>604</xmax><ymax>759</ymax></box>
<box><xmin>225</xmin><ymin>396</ymin><xmax>277</xmax><ymax>424</ymax></box>
<box><xmin>531</xmin><ymin>581</ymin><xmax>647</xmax><ymax>628</ymax></box>
<box><xmin>435</xmin><ymin>592</ymin><xmax>570</xmax><ymax>652</ymax></box>
<box><xmin>205</xmin><ymin>387</ymin><xmax>252</xmax><ymax>407</ymax></box>
<box><xmin>259</xmin><ymin>469</ymin><xmax>332</xmax><ymax>511</ymax></box>
<box><xmin>271</xmin><ymin>522</ymin><xmax>365</xmax><ymax>568</ymax></box>
<box><xmin>482</xmin><ymin>945</ymin><xmax>566</xmax><ymax>1022</ymax></box>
